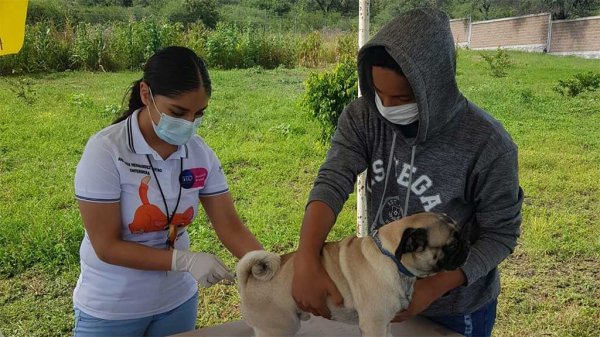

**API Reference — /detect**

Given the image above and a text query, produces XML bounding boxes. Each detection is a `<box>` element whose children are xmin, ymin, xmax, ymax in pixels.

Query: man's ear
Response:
<box><xmin>395</xmin><ymin>228</ymin><xmax>428</xmax><ymax>258</ymax></box>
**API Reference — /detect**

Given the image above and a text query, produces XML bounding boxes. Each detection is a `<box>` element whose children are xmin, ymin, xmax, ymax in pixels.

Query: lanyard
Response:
<box><xmin>146</xmin><ymin>154</ymin><xmax>183</xmax><ymax>250</ymax></box>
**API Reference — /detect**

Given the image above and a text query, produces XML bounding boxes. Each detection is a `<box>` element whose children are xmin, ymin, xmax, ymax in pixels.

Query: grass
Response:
<box><xmin>0</xmin><ymin>50</ymin><xmax>599</xmax><ymax>336</ymax></box>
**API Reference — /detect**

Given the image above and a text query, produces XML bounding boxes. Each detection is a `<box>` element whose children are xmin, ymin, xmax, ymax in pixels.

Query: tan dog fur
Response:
<box><xmin>236</xmin><ymin>212</ymin><xmax>468</xmax><ymax>337</ymax></box>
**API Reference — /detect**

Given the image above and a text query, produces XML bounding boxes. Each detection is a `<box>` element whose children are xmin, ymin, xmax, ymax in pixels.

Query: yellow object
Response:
<box><xmin>0</xmin><ymin>0</ymin><xmax>29</xmax><ymax>56</ymax></box>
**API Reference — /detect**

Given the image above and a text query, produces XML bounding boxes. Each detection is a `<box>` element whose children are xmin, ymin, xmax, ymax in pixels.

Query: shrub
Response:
<box><xmin>0</xmin><ymin>20</ymin><xmax>338</xmax><ymax>74</ymax></box>
<box><xmin>303</xmin><ymin>59</ymin><xmax>358</xmax><ymax>143</ymax></box>
<box><xmin>480</xmin><ymin>48</ymin><xmax>512</xmax><ymax>77</ymax></box>
<box><xmin>554</xmin><ymin>71</ymin><xmax>600</xmax><ymax>97</ymax></box>
<box><xmin>240</xmin><ymin>30</ymin><xmax>297</xmax><ymax>69</ymax></box>
<box><xmin>336</xmin><ymin>33</ymin><xmax>357</xmax><ymax>62</ymax></box>
<box><xmin>182</xmin><ymin>22</ymin><xmax>209</xmax><ymax>60</ymax></box>
<box><xmin>298</xmin><ymin>32</ymin><xmax>323</xmax><ymax>68</ymax></box>
<box><xmin>70</xmin><ymin>23</ymin><xmax>109</xmax><ymax>71</ymax></box>
<box><xmin>106</xmin><ymin>19</ymin><xmax>183</xmax><ymax>71</ymax></box>
<box><xmin>204</xmin><ymin>23</ymin><xmax>295</xmax><ymax>69</ymax></box>
<box><xmin>4</xmin><ymin>21</ymin><xmax>72</xmax><ymax>74</ymax></box>
<box><xmin>6</xmin><ymin>78</ymin><xmax>37</xmax><ymax>105</ymax></box>
<box><xmin>75</xmin><ymin>5</ymin><xmax>129</xmax><ymax>24</ymax></box>
<box><xmin>205</xmin><ymin>23</ymin><xmax>242</xmax><ymax>69</ymax></box>
<box><xmin>161</xmin><ymin>0</ymin><xmax>220</xmax><ymax>29</ymax></box>
<box><xmin>26</xmin><ymin>0</ymin><xmax>71</xmax><ymax>27</ymax></box>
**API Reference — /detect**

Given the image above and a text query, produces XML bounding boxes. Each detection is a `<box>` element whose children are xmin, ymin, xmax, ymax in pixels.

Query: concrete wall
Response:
<box><xmin>449</xmin><ymin>13</ymin><xmax>600</xmax><ymax>58</ymax></box>
<box><xmin>450</xmin><ymin>18</ymin><xmax>470</xmax><ymax>47</ymax></box>
<box><xmin>550</xmin><ymin>16</ymin><xmax>600</xmax><ymax>58</ymax></box>
<box><xmin>469</xmin><ymin>13</ymin><xmax>551</xmax><ymax>52</ymax></box>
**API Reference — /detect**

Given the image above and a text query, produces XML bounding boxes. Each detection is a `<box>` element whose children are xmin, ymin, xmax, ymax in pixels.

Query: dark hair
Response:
<box><xmin>113</xmin><ymin>46</ymin><xmax>212</xmax><ymax>124</ymax></box>
<box><xmin>362</xmin><ymin>46</ymin><xmax>404</xmax><ymax>76</ymax></box>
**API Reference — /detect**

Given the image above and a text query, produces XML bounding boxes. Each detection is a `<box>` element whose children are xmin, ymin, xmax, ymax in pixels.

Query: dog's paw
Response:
<box><xmin>298</xmin><ymin>311</ymin><xmax>311</xmax><ymax>321</ymax></box>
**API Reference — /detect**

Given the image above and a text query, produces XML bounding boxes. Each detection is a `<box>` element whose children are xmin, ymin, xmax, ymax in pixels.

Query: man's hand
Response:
<box><xmin>292</xmin><ymin>254</ymin><xmax>344</xmax><ymax>319</ymax></box>
<box><xmin>392</xmin><ymin>277</ymin><xmax>439</xmax><ymax>322</ymax></box>
<box><xmin>392</xmin><ymin>270</ymin><xmax>466</xmax><ymax>323</ymax></box>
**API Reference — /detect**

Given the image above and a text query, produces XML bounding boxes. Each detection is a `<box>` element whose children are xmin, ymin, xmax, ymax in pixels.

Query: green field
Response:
<box><xmin>1</xmin><ymin>50</ymin><xmax>599</xmax><ymax>336</ymax></box>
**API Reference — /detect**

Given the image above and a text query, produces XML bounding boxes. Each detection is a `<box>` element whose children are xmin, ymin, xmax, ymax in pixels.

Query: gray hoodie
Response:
<box><xmin>308</xmin><ymin>8</ymin><xmax>523</xmax><ymax>316</ymax></box>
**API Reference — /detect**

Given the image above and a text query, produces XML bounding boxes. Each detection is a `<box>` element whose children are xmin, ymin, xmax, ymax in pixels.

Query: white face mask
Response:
<box><xmin>374</xmin><ymin>93</ymin><xmax>419</xmax><ymax>125</ymax></box>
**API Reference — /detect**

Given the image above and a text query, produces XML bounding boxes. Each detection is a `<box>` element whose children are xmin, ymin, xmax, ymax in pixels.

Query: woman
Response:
<box><xmin>73</xmin><ymin>46</ymin><xmax>262</xmax><ymax>336</ymax></box>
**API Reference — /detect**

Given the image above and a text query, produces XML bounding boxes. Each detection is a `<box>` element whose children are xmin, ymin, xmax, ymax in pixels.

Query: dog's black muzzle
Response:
<box><xmin>437</xmin><ymin>231</ymin><xmax>470</xmax><ymax>271</ymax></box>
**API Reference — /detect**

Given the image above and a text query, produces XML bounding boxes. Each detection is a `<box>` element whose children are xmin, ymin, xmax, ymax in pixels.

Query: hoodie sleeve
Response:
<box><xmin>461</xmin><ymin>149</ymin><xmax>524</xmax><ymax>286</ymax></box>
<box><xmin>307</xmin><ymin>104</ymin><xmax>369</xmax><ymax>217</ymax></box>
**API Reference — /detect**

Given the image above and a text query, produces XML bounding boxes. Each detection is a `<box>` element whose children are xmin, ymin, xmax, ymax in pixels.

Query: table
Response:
<box><xmin>174</xmin><ymin>315</ymin><xmax>464</xmax><ymax>336</ymax></box>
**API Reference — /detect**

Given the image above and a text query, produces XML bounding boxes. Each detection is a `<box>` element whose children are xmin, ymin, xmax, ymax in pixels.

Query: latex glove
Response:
<box><xmin>171</xmin><ymin>249</ymin><xmax>235</xmax><ymax>288</ymax></box>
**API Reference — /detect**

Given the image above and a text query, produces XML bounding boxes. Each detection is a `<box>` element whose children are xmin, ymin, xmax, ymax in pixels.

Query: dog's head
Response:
<box><xmin>383</xmin><ymin>212</ymin><xmax>470</xmax><ymax>278</ymax></box>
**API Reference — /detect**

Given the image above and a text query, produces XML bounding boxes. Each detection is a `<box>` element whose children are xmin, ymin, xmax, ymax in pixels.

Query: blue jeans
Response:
<box><xmin>73</xmin><ymin>292</ymin><xmax>198</xmax><ymax>337</ymax></box>
<box><xmin>425</xmin><ymin>298</ymin><xmax>498</xmax><ymax>337</ymax></box>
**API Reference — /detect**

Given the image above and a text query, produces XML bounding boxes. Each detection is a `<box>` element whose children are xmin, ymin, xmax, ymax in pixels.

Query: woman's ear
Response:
<box><xmin>139</xmin><ymin>81</ymin><xmax>150</xmax><ymax>106</ymax></box>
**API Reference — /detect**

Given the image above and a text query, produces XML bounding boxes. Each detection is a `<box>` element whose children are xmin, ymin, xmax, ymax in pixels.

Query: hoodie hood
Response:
<box><xmin>358</xmin><ymin>8</ymin><xmax>465</xmax><ymax>144</ymax></box>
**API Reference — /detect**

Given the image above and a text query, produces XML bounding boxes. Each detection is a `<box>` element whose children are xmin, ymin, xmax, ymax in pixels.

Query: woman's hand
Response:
<box><xmin>171</xmin><ymin>249</ymin><xmax>234</xmax><ymax>287</ymax></box>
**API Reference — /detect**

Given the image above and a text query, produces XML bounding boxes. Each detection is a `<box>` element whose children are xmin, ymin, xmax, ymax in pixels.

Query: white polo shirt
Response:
<box><xmin>73</xmin><ymin>109</ymin><xmax>228</xmax><ymax>320</ymax></box>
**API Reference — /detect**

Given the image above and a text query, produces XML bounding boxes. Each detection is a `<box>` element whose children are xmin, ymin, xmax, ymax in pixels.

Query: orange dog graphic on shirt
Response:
<box><xmin>128</xmin><ymin>176</ymin><xmax>194</xmax><ymax>234</ymax></box>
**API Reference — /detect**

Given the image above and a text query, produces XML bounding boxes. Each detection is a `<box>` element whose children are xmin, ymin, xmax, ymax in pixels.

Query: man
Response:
<box><xmin>292</xmin><ymin>8</ymin><xmax>523</xmax><ymax>337</ymax></box>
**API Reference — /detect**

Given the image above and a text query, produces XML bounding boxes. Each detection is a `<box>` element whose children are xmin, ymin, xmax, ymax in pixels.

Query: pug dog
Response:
<box><xmin>236</xmin><ymin>212</ymin><xmax>470</xmax><ymax>337</ymax></box>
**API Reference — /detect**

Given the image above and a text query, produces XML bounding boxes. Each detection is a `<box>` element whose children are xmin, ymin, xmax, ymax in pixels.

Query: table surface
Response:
<box><xmin>174</xmin><ymin>316</ymin><xmax>464</xmax><ymax>337</ymax></box>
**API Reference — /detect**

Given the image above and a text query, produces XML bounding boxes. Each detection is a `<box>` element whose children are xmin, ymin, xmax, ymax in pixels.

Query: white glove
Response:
<box><xmin>172</xmin><ymin>249</ymin><xmax>235</xmax><ymax>288</ymax></box>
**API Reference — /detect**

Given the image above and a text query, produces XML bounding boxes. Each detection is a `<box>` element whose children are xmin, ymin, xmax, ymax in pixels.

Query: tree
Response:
<box><xmin>163</xmin><ymin>0</ymin><xmax>220</xmax><ymax>28</ymax></box>
<box><xmin>474</xmin><ymin>0</ymin><xmax>492</xmax><ymax>19</ymax></box>
<box><xmin>77</xmin><ymin>0</ymin><xmax>133</xmax><ymax>6</ymax></box>
<box><xmin>543</xmin><ymin>0</ymin><xmax>600</xmax><ymax>19</ymax></box>
<box><xmin>300</xmin><ymin>0</ymin><xmax>358</xmax><ymax>14</ymax></box>
<box><xmin>246</xmin><ymin>0</ymin><xmax>295</xmax><ymax>15</ymax></box>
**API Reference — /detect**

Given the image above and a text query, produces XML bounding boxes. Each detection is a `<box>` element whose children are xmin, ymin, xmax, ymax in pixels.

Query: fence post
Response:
<box><xmin>546</xmin><ymin>13</ymin><xmax>553</xmax><ymax>53</ymax></box>
<box><xmin>467</xmin><ymin>16</ymin><xmax>472</xmax><ymax>49</ymax></box>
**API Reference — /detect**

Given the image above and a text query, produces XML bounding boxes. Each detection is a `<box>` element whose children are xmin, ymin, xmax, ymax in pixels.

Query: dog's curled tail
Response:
<box><xmin>236</xmin><ymin>250</ymin><xmax>281</xmax><ymax>285</ymax></box>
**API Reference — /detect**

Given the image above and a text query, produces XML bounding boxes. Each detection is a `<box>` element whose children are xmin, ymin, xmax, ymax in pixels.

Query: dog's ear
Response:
<box><xmin>395</xmin><ymin>227</ymin><xmax>428</xmax><ymax>258</ymax></box>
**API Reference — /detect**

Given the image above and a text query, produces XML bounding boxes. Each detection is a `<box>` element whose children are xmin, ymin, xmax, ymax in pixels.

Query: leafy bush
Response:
<box><xmin>298</xmin><ymin>32</ymin><xmax>323</xmax><ymax>68</ymax></box>
<box><xmin>204</xmin><ymin>23</ymin><xmax>243</xmax><ymax>68</ymax></box>
<box><xmin>75</xmin><ymin>5</ymin><xmax>130</xmax><ymax>24</ymax></box>
<box><xmin>303</xmin><ymin>59</ymin><xmax>358</xmax><ymax>143</ymax></box>
<box><xmin>0</xmin><ymin>19</ymin><xmax>338</xmax><ymax>75</ymax></box>
<box><xmin>6</xmin><ymin>78</ymin><xmax>37</xmax><ymax>105</ymax></box>
<box><xmin>554</xmin><ymin>71</ymin><xmax>600</xmax><ymax>97</ymax></box>
<box><xmin>71</xmin><ymin>23</ymin><xmax>109</xmax><ymax>71</ymax></box>
<box><xmin>336</xmin><ymin>33</ymin><xmax>357</xmax><ymax>62</ymax></box>
<box><xmin>106</xmin><ymin>20</ymin><xmax>184</xmax><ymax>71</ymax></box>
<box><xmin>240</xmin><ymin>31</ymin><xmax>297</xmax><ymax>69</ymax></box>
<box><xmin>0</xmin><ymin>21</ymin><xmax>72</xmax><ymax>74</ymax></box>
<box><xmin>162</xmin><ymin>0</ymin><xmax>220</xmax><ymax>29</ymax></box>
<box><xmin>205</xmin><ymin>23</ymin><xmax>296</xmax><ymax>69</ymax></box>
<box><xmin>181</xmin><ymin>22</ymin><xmax>210</xmax><ymax>59</ymax></box>
<box><xmin>27</xmin><ymin>0</ymin><xmax>71</xmax><ymax>27</ymax></box>
<box><xmin>480</xmin><ymin>48</ymin><xmax>512</xmax><ymax>77</ymax></box>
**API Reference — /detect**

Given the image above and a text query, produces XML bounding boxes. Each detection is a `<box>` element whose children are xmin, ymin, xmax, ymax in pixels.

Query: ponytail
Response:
<box><xmin>113</xmin><ymin>79</ymin><xmax>144</xmax><ymax>124</ymax></box>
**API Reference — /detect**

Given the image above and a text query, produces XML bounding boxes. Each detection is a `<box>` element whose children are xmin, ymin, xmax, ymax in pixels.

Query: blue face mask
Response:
<box><xmin>148</xmin><ymin>88</ymin><xmax>202</xmax><ymax>146</ymax></box>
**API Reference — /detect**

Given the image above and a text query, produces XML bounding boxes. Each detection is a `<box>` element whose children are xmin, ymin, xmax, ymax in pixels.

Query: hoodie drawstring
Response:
<box><xmin>403</xmin><ymin>145</ymin><xmax>416</xmax><ymax>218</ymax></box>
<box><xmin>371</xmin><ymin>139</ymin><xmax>417</xmax><ymax>234</ymax></box>
<box><xmin>370</xmin><ymin>132</ymin><xmax>397</xmax><ymax>234</ymax></box>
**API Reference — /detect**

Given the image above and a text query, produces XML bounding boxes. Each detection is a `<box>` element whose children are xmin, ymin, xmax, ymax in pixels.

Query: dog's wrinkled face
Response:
<box><xmin>394</xmin><ymin>213</ymin><xmax>469</xmax><ymax>277</ymax></box>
